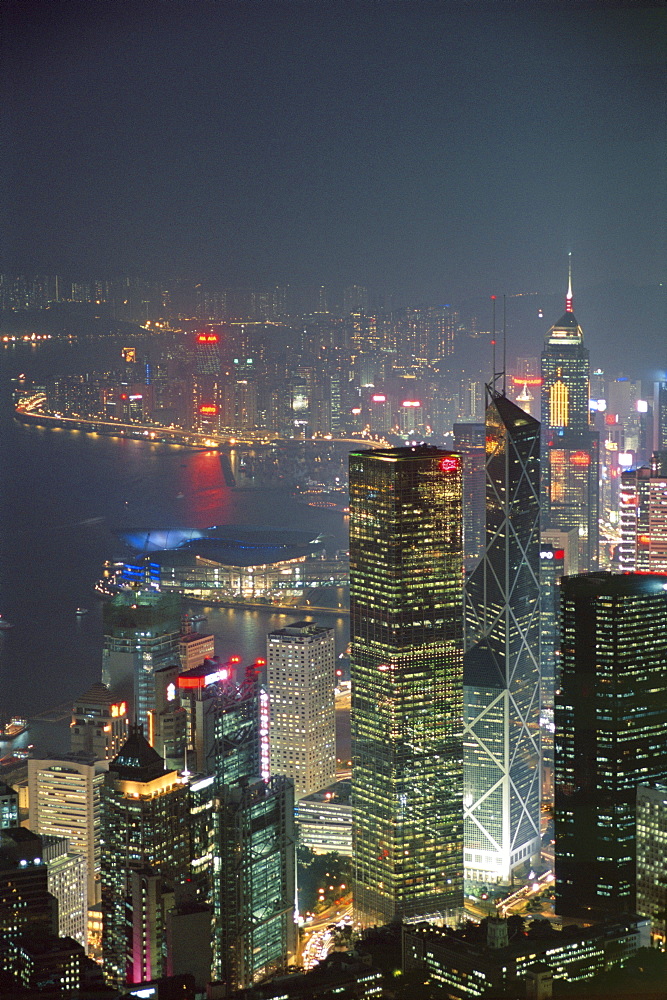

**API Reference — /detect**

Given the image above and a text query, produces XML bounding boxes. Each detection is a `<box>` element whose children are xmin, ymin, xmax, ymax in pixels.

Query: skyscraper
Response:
<box><xmin>463</xmin><ymin>390</ymin><xmax>542</xmax><ymax>885</ymax></box>
<box><xmin>102</xmin><ymin>590</ymin><xmax>181</xmax><ymax>733</ymax></box>
<box><xmin>211</xmin><ymin>664</ymin><xmax>296</xmax><ymax>988</ymax></box>
<box><xmin>636</xmin><ymin>783</ymin><xmax>667</xmax><ymax>947</ymax></box>
<box><xmin>540</xmin><ymin>265</ymin><xmax>598</xmax><ymax>570</ymax></box>
<box><xmin>267</xmin><ymin>620</ymin><xmax>336</xmax><ymax>799</ymax></box>
<box><xmin>28</xmin><ymin>753</ymin><xmax>108</xmax><ymax>911</ymax></box>
<box><xmin>619</xmin><ymin>451</ymin><xmax>667</xmax><ymax>572</ymax></box>
<box><xmin>101</xmin><ymin>728</ymin><xmax>190</xmax><ymax>985</ymax></box>
<box><xmin>349</xmin><ymin>444</ymin><xmax>464</xmax><ymax>926</ymax></box>
<box><xmin>540</xmin><ymin>261</ymin><xmax>589</xmax><ymax>439</ymax></box>
<box><xmin>555</xmin><ymin>573</ymin><xmax>667</xmax><ymax>919</ymax></box>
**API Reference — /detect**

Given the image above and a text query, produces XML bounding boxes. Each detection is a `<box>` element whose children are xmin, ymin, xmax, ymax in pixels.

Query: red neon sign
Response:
<box><xmin>440</xmin><ymin>456</ymin><xmax>460</xmax><ymax>473</ymax></box>
<box><xmin>554</xmin><ymin>549</ymin><xmax>565</xmax><ymax>560</ymax></box>
<box><xmin>199</xmin><ymin>404</ymin><xmax>218</xmax><ymax>415</ymax></box>
<box><xmin>197</xmin><ymin>333</ymin><xmax>219</xmax><ymax>344</ymax></box>
<box><xmin>605</xmin><ymin>414</ymin><xmax>618</xmax><ymax>425</ymax></box>
<box><xmin>511</xmin><ymin>376</ymin><xmax>543</xmax><ymax>387</ymax></box>
<box><xmin>570</xmin><ymin>451</ymin><xmax>590</xmax><ymax>466</ymax></box>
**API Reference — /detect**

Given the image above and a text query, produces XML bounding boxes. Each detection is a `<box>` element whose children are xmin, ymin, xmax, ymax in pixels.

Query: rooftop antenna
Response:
<box><xmin>566</xmin><ymin>252</ymin><xmax>573</xmax><ymax>313</ymax></box>
<box><xmin>502</xmin><ymin>294</ymin><xmax>507</xmax><ymax>396</ymax></box>
<box><xmin>491</xmin><ymin>295</ymin><xmax>497</xmax><ymax>394</ymax></box>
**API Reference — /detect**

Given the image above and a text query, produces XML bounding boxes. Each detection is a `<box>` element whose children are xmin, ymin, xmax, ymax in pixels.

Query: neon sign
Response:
<box><xmin>197</xmin><ymin>333</ymin><xmax>219</xmax><ymax>344</ymax></box>
<box><xmin>440</xmin><ymin>456</ymin><xmax>460</xmax><ymax>473</ymax></box>
<box><xmin>199</xmin><ymin>404</ymin><xmax>218</xmax><ymax>415</ymax></box>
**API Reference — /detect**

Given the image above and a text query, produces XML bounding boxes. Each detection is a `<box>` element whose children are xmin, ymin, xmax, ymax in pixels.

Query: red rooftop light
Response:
<box><xmin>440</xmin><ymin>456</ymin><xmax>460</xmax><ymax>473</ymax></box>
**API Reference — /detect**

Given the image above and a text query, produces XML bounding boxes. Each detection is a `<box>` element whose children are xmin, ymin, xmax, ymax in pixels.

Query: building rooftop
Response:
<box><xmin>349</xmin><ymin>443</ymin><xmax>454</xmax><ymax>462</ymax></box>
<box><xmin>269</xmin><ymin>620</ymin><xmax>333</xmax><ymax>638</ymax></box>
<box><xmin>109</xmin><ymin>726</ymin><xmax>167</xmax><ymax>782</ymax></box>
<box><xmin>563</xmin><ymin>570</ymin><xmax>667</xmax><ymax>595</ymax></box>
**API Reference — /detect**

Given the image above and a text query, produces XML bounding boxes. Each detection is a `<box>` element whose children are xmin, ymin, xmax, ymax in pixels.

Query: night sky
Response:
<box><xmin>2</xmin><ymin>1</ymin><xmax>665</xmax><ymax>302</ymax></box>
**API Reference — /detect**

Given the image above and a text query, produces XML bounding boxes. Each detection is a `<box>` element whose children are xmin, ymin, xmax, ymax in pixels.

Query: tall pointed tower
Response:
<box><xmin>463</xmin><ymin>390</ymin><xmax>542</xmax><ymax>885</ymax></box>
<box><xmin>540</xmin><ymin>259</ymin><xmax>599</xmax><ymax>570</ymax></box>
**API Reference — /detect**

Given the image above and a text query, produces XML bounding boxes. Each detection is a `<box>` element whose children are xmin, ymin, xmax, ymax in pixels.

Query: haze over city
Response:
<box><xmin>1</xmin><ymin>2</ymin><xmax>666</xmax><ymax>999</ymax></box>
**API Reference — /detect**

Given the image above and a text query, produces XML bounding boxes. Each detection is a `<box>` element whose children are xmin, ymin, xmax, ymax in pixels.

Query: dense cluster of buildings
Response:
<box><xmin>2</xmin><ymin>269</ymin><xmax>667</xmax><ymax>998</ymax></box>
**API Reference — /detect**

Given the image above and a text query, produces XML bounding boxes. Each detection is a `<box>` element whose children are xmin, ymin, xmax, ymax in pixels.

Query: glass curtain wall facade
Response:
<box><xmin>210</xmin><ymin>666</ymin><xmax>296</xmax><ymax>989</ymax></box>
<box><xmin>349</xmin><ymin>445</ymin><xmax>464</xmax><ymax>926</ymax></box>
<box><xmin>464</xmin><ymin>392</ymin><xmax>542</xmax><ymax>884</ymax></box>
<box><xmin>555</xmin><ymin>573</ymin><xmax>667</xmax><ymax>918</ymax></box>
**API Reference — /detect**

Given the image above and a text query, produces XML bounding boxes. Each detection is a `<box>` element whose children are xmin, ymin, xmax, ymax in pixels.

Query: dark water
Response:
<box><xmin>0</xmin><ymin>338</ymin><xmax>349</xmax><ymax>732</ymax></box>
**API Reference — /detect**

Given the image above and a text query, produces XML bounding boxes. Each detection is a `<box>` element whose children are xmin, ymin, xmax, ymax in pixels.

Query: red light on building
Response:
<box><xmin>440</xmin><ymin>456</ymin><xmax>460</xmax><ymax>473</ymax></box>
<box><xmin>199</xmin><ymin>403</ymin><xmax>218</xmax><ymax>415</ymax></box>
<box><xmin>511</xmin><ymin>376</ymin><xmax>543</xmax><ymax>387</ymax></box>
<box><xmin>554</xmin><ymin>549</ymin><xmax>565</xmax><ymax>560</ymax></box>
<box><xmin>638</xmin><ymin>535</ymin><xmax>651</xmax><ymax>546</ymax></box>
<box><xmin>229</xmin><ymin>655</ymin><xmax>242</xmax><ymax>664</ymax></box>
<box><xmin>256</xmin><ymin>658</ymin><xmax>266</xmax><ymax>666</ymax></box>
<box><xmin>120</xmin><ymin>393</ymin><xmax>128</xmax><ymax>400</ymax></box>
<box><xmin>197</xmin><ymin>333</ymin><xmax>219</xmax><ymax>344</ymax></box>
<box><xmin>605</xmin><ymin>414</ymin><xmax>618</xmax><ymax>425</ymax></box>
<box><xmin>177</xmin><ymin>676</ymin><xmax>202</xmax><ymax>689</ymax></box>
<box><xmin>570</xmin><ymin>451</ymin><xmax>591</xmax><ymax>467</ymax></box>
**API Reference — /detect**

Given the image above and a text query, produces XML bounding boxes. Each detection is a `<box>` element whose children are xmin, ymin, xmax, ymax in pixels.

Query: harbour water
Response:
<box><xmin>0</xmin><ymin>337</ymin><xmax>350</xmax><ymax>741</ymax></box>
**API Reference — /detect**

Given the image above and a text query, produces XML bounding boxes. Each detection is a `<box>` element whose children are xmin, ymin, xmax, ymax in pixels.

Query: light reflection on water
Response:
<box><xmin>0</xmin><ymin>339</ymin><xmax>350</xmax><ymax>734</ymax></box>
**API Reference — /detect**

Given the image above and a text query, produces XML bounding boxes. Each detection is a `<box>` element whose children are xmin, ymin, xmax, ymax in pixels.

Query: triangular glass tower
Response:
<box><xmin>463</xmin><ymin>390</ymin><xmax>542</xmax><ymax>884</ymax></box>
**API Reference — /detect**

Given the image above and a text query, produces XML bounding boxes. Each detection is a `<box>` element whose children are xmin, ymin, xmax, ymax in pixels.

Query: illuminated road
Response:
<box><xmin>300</xmin><ymin>898</ymin><xmax>353</xmax><ymax>971</ymax></box>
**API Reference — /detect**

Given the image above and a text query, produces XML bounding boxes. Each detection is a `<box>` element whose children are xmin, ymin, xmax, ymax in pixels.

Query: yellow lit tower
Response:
<box><xmin>540</xmin><ymin>258</ymin><xmax>599</xmax><ymax>570</ymax></box>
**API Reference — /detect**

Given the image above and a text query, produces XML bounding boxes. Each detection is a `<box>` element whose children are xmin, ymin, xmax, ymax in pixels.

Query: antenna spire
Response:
<box><xmin>566</xmin><ymin>252</ymin><xmax>573</xmax><ymax>313</ymax></box>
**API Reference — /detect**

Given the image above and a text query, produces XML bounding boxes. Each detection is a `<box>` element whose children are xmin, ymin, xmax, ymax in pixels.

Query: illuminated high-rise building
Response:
<box><xmin>102</xmin><ymin>590</ymin><xmax>181</xmax><ymax>734</ymax></box>
<box><xmin>619</xmin><ymin>452</ymin><xmax>667</xmax><ymax>572</ymax></box>
<box><xmin>541</xmin><ymin>264</ymin><xmax>598</xmax><ymax>570</ymax></box>
<box><xmin>70</xmin><ymin>682</ymin><xmax>128</xmax><ymax>760</ymax></box>
<box><xmin>555</xmin><ymin>573</ymin><xmax>667</xmax><ymax>919</ymax></box>
<box><xmin>267</xmin><ymin>621</ymin><xmax>336</xmax><ymax>799</ymax></box>
<box><xmin>464</xmin><ymin>391</ymin><xmax>542</xmax><ymax>884</ymax></box>
<box><xmin>636</xmin><ymin>783</ymin><xmax>667</xmax><ymax>947</ymax></box>
<box><xmin>211</xmin><ymin>663</ymin><xmax>296</xmax><ymax>989</ymax></box>
<box><xmin>101</xmin><ymin>728</ymin><xmax>190</xmax><ymax>986</ymax></box>
<box><xmin>349</xmin><ymin>444</ymin><xmax>464</xmax><ymax>926</ymax></box>
<box><xmin>540</xmin><ymin>260</ymin><xmax>590</xmax><ymax>439</ymax></box>
<box><xmin>28</xmin><ymin>753</ymin><xmax>108</xmax><ymax>911</ymax></box>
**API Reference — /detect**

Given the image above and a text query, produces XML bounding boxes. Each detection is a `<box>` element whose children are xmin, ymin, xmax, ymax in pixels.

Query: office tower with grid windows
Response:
<box><xmin>636</xmin><ymin>783</ymin><xmax>667</xmax><ymax>947</ymax></box>
<box><xmin>102</xmin><ymin>590</ymin><xmax>181</xmax><ymax>735</ymax></box>
<box><xmin>267</xmin><ymin>621</ymin><xmax>336</xmax><ymax>799</ymax></box>
<box><xmin>619</xmin><ymin>452</ymin><xmax>667</xmax><ymax>572</ymax></box>
<box><xmin>101</xmin><ymin>728</ymin><xmax>190</xmax><ymax>986</ymax></box>
<box><xmin>349</xmin><ymin>444</ymin><xmax>464</xmax><ymax>926</ymax></box>
<box><xmin>555</xmin><ymin>573</ymin><xmax>667</xmax><ymax>919</ymax></box>
<box><xmin>463</xmin><ymin>390</ymin><xmax>542</xmax><ymax>884</ymax></box>
<box><xmin>28</xmin><ymin>753</ymin><xmax>108</xmax><ymax>911</ymax></box>
<box><xmin>211</xmin><ymin>663</ymin><xmax>296</xmax><ymax>989</ymax></box>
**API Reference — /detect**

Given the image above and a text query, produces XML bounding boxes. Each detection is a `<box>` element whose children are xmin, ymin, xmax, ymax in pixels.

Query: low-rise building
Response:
<box><xmin>402</xmin><ymin>916</ymin><xmax>651</xmax><ymax>998</ymax></box>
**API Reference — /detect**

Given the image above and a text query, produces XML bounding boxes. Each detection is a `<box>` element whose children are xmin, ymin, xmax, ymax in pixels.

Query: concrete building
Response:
<box><xmin>267</xmin><ymin>621</ymin><xmax>336</xmax><ymax>799</ymax></box>
<box><xmin>70</xmin><ymin>681</ymin><xmax>129</xmax><ymax>760</ymax></box>
<box><xmin>636</xmin><ymin>783</ymin><xmax>667</xmax><ymax>946</ymax></box>
<box><xmin>28</xmin><ymin>753</ymin><xmax>108</xmax><ymax>909</ymax></box>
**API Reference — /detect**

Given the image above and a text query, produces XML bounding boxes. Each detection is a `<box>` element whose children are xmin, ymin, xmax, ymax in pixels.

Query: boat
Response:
<box><xmin>0</xmin><ymin>717</ymin><xmax>27</xmax><ymax>741</ymax></box>
<box><xmin>190</xmin><ymin>613</ymin><xmax>208</xmax><ymax>623</ymax></box>
<box><xmin>75</xmin><ymin>607</ymin><xmax>89</xmax><ymax>616</ymax></box>
<box><xmin>0</xmin><ymin>616</ymin><xmax>14</xmax><ymax>630</ymax></box>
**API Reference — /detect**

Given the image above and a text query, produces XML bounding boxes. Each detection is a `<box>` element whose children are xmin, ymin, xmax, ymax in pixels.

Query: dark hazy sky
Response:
<box><xmin>2</xmin><ymin>0</ymin><xmax>665</xmax><ymax>300</ymax></box>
